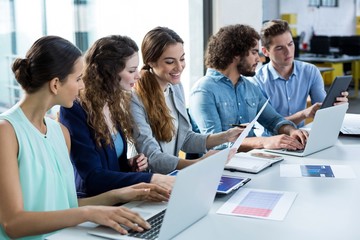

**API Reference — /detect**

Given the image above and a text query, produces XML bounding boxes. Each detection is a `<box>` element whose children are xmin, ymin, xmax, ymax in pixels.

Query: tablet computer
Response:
<box><xmin>320</xmin><ymin>75</ymin><xmax>352</xmax><ymax>109</ymax></box>
<box><xmin>168</xmin><ymin>170</ymin><xmax>251</xmax><ymax>194</ymax></box>
<box><xmin>217</xmin><ymin>175</ymin><xmax>251</xmax><ymax>194</ymax></box>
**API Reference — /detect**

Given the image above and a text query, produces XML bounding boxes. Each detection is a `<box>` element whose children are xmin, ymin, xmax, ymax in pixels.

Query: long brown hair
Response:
<box><xmin>80</xmin><ymin>35</ymin><xmax>138</xmax><ymax>147</ymax></box>
<box><xmin>135</xmin><ymin>27</ymin><xmax>184</xmax><ymax>142</ymax></box>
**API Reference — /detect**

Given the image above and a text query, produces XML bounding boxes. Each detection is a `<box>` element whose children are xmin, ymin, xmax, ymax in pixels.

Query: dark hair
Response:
<box><xmin>80</xmin><ymin>35</ymin><xmax>139</xmax><ymax>146</ymax></box>
<box><xmin>135</xmin><ymin>26</ymin><xmax>183</xmax><ymax>142</ymax></box>
<box><xmin>205</xmin><ymin>24</ymin><xmax>260</xmax><ymax>70</ymax></box>
<box><xmin>260</xmin><ymin>19</ymin><xmax>291</xmax><ymax>50</ymax></box>
<box><xmin>12</xmin><ymin>35</ymin><xmax>82</xmax><ymax>94</ymax></box>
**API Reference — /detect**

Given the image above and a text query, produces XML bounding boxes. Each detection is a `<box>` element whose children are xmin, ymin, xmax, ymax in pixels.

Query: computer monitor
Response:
<box><xmin>293</xmin><ymin>36</ymin><xmax>300</xmax><ymax>58</ymax></box>
<box><xmin>330</xmin><ymin>36</ymin><xmax>341</xmax><ymax>48</ymax></box>
<box><xmin>310</xmin><ymin>36</ymin><xmax>330</xmax><ymax>56</ymax></box>
<box><xmin>329</xmin><ymin>36</ymin><xmax>342</xmax><ymax>56</ymax></box>
<box><xmin>339</xmin><ymin>36</ymin><xmax>360</xmax><ymax>56</ymax></box>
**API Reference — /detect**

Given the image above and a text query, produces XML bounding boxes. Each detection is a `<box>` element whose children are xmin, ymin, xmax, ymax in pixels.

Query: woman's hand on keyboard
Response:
<box><xmin>84</xmin><ymin>205</ymin><xmax>151</xmax><ymax>235</ymax></box>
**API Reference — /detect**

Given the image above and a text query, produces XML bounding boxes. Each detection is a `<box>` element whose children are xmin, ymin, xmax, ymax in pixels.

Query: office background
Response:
<box><xmin>1</xmin><ymin>0</ymin><xmax>360</xmax><ymax>115</ymax></box>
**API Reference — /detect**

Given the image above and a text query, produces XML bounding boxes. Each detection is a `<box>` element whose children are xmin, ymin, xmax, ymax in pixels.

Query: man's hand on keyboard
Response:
<box><xmin>262</xmin><ymin>134</ymin><xmax>306</xmax><ymax>150</ymax></box>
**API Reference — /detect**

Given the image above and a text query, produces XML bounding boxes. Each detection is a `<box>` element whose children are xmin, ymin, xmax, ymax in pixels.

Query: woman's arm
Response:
<box><xmin>59</xmin><ymin>103</ymin><xmax>153</xmax><ymax>195</ymax></box>
<box><xmin>0</xmin><ymin>120</ymin><xmax>149</xmax><ymax>238</ymax></box>
<box><xmin>131</xmin><ymin>93</ymin><xmax>182</xmax><ymax>173</ymax></box>
<box><xmin>60</xmin><ymin>113</ymin><xmax>172</xmax><ymax>203</ymax></box>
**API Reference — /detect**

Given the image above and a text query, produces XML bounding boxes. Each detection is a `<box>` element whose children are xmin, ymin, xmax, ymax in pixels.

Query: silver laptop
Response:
<box><xmin>265</xmin><ymin>103</ymin><xmax>348</xmax><ymax>157</ymax></box>
<box><xmin>88</xmin><ymin>147</ymin><xmax>231</xmax><ymax>240</ymax></box>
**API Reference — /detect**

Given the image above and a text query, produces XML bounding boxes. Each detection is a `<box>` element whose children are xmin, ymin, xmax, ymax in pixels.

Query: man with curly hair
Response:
<box><xmin>189</xmin><ymin>24</ymin><xmax>308</xmax><ymax>152</ymax></box>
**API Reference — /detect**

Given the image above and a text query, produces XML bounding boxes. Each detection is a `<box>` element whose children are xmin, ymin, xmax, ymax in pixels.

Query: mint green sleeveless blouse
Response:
<box><xmin>0</xmin><ymin>104</ymin><xmax>78</xmax><ymax>240</ymax></box>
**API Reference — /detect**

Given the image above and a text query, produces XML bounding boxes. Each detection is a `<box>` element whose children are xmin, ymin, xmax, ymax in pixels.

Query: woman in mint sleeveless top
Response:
<box><xmin>0</xmin><ymin>36</ymin><xmax>156</xmax><ymax>239</ymax></box>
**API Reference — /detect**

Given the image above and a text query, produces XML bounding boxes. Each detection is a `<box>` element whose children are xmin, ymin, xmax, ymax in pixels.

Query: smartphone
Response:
<box><xmin>250</xmin><ymin>152</ymin><xmax>284</xmax><ymax>161</ymax></box>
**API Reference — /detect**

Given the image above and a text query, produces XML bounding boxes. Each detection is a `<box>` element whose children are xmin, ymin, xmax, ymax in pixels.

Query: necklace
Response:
<box><xmin>42</xmin><ymin>118</ymin><xmax>47</xmax><ymax>138</ymax></box>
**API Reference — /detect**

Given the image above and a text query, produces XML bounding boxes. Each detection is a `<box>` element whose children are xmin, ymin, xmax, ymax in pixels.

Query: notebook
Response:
<box><xmin>225</xmin><ymin>151</ymin><xmax>284</xmax><ymax>173</ymax></box>
<box><xmin>88</xmin><ymin>148</ymin><xmax>232</xmax><ymax>240</ymax></box>
<box><xmin>265</xmin><ymin>103</ymin><xmax>348</xmax><ymax>157</ymax></box>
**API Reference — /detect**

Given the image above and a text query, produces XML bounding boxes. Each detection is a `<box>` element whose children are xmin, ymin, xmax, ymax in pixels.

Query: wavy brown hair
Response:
<box><xmin>80</xmin><ymin>35</ymin><xmax>138</xmax><ymax>147</ymax></box>
<box><xmin>135</xmin><ymin>27</ymin><xmax>183</xmax><ymax>142</ymax></box>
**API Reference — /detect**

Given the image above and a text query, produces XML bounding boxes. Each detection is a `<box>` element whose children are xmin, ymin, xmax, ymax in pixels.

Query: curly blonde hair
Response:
<box><xmin>80</xmin><ymin>35</ymin><xmax>138</xmax><ymax>147</ymax></box>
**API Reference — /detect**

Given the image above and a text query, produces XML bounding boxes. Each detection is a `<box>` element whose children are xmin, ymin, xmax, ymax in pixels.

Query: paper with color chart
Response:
<box><xmin>231</xmin><ymin>99</ymin><xmax>269</xmax><ymax>150</ymax></box>
<box><xmin>280</xmin><ymin>164</ymin><xmax>356</xmax><ymax>178</ymax></box>
<box><xmin>217</xmin><ymin>188</ymin><xmax>297</xmax><ymax>221</ymax></box>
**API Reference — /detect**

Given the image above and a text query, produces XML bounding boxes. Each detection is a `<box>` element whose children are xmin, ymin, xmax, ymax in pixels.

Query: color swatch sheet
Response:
<box><xmin>217</xmin><ymin>188</ymin><xmax>297</xmax><ymax>221</ymax></box>
<box><xmin>280</xmin><ymin>164</ymin><xmax>356</xmax><ymax>178</ymax></box>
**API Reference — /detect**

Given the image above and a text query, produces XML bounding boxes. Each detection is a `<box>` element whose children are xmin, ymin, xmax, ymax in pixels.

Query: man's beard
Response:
<box><xmin>236</xmin><ymin>61</ymin><xmax>255</xmax><ymax>77</ymax></box>
<box><xmin>240</xmin><ymin>70</ymin><xmax>256</xmax><ymax>77</ymax></box>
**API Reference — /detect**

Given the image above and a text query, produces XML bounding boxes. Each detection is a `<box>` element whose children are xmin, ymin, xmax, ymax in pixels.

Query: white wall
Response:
<box><xmin>213</xmin><ymin>0</ymin><xmax>263</xmax><ymax>32</ymax></box>
<box><xmin>263</xmin><ymin>0</ymin><xmax>280</xmax><ymax>22</ymax></box>
<box><xmin>280</xmin><ymin>0</ymin><xmax>356</xmax><ymax>43</ymax></box>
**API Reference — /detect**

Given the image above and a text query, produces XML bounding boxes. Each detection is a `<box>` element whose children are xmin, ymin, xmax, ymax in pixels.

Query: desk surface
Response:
<box><xmin>47</xmin><ymin>136</ymin><xmax>360</xmax><ymax>240</ymax></box>
<box><xmin>318</xmin><ymin>66</ymin><xmax>334</xmax><ymax>72</ymax></box>
<box><xmin>297</xmin><ymin>54</ymin><xmax>360</xmax><ymax>63</ymax></box>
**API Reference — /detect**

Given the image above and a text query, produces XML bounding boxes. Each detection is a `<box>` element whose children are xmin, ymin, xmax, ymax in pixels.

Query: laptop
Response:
<box><xmin>265</xmin><ymin>103</ymin><xmax>348</xmax><ymax>157</ymax></box>
<box><xmin>88</xmin><ymin>147</ymin><xmax>231</xmax><ymax>240</ymax></box>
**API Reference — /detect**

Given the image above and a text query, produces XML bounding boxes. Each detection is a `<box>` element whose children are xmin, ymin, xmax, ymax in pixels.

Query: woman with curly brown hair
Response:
<box><xmin>59</xmin><ymin>35</ymin><xmax>174</xmax><ymax>198</ymax></box>
<box><xmin>131</xmin><ymin>27</ymin><xmax>243</xmax><ymax>174</ymax></box>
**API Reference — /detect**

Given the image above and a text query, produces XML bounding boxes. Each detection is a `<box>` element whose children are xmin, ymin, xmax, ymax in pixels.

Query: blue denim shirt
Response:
<box><xmin>189</xmin><ymin>68</ymin><xmax>295</xmax><ymax>149</ymax></box>
<box><xmin>252</xmin><ymin>60</ymin><xmax>326</xmax><ymax>128</ymax></box>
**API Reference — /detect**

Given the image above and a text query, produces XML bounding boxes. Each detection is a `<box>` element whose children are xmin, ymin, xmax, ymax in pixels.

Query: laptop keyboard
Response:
<box><xmin>282</xmin><ymin>149</ymin><xmax>304</xmax><ymax>153</ymax></box>
<box><xmin>127</xmin><ymin>209</ymin><xmax>166</xmax><ymax>240</ymax></box>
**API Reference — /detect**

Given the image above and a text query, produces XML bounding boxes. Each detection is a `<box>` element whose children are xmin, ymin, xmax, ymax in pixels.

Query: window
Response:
<box><xmin>308</xmin><ymin>0</ymin><xmax>338</xmax><ymax>7</ymax></box>
<box><xmin>0</xmin><ymin>0</ymin><xmax>204</xmax><ymax>114</ymax></box>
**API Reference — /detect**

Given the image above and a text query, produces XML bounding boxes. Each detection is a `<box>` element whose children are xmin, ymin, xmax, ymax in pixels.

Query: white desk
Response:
<box><xmin>48</xmin><ymin>136</ymin><xmax>360</xmax><ymax>240</ymax></box>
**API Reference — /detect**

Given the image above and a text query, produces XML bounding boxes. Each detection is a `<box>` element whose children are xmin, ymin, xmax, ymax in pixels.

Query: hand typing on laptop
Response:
<box><xmin>288</xmin><ymin>128</ymin><xmax>308</xmax><ymax>146</ymax></box>
<box><xmin>265</xmin><ymin>103</ymin><xmax>348</xmax><ymax>157</ymax></box>
<box><xmin>87</xmin><ymin>205</ymin><xmax>151</xmax><ymax>235</ymax></box>
<box><xmin>261</xmin><ymin>128</ymin><xmax>308</xmax><ymax>151</ymax></box>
